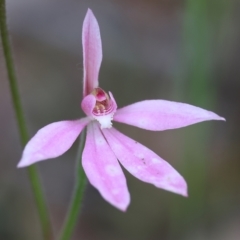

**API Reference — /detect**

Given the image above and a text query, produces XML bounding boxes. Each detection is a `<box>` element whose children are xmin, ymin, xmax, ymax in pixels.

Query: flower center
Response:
<box><xmin>91</xmin><ymin>88</ymin><xmax>112</xmax><ymax>116</ymax></box>
<box><xmin>85</xmin><ymin>87</ymin><xmax>117</xmax><ymax>129</ymax></box>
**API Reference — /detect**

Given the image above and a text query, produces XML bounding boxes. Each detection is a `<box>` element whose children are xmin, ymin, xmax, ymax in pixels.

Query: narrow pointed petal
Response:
<box><xmin>102</xmin><ymin>128</ymin><xmax>188</xmax><ymax>196</ymax></box>
<box><xmin>114</xmin><ymin>100</ymin><xmax>225</xmax><ymax>131</ymax></box>
<box><xmin>82</xmin><ymin>122</ymin><xmax>130</xmax><ymax>211</ymax></box>
<box><xmin>18</xmin><ymin>118</ymin><xmax>90</xmax><ymax>167</ymax></box>
<box><xmin>82</xmin><ymin>9</ymin><xmax>102</xmax><ymax>96</ymax></box>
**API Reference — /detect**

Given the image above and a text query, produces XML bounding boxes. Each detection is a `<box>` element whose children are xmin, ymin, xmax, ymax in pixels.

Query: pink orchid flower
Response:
<box><xmin>18</xmin><ymin>9</ymin><xmax>225</xmax><ymax>211</ymax></box>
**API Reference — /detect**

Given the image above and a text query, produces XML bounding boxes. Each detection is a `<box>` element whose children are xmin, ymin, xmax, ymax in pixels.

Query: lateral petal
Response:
<box><xmin>102</xmin><ymin>127</ymin><xmax>188</xmax><ymax>196</ymax></box>
<box><xmin>81</xmin><ymin>94</ymin><xmax>96</xmax><ymax>117</ymax></box>
<box><xmin>18</xmin><ymin>118</ymin><xmax>90</xmax><ymax>167</ymax></box>
<box><xmin>82</xmin><ymin>122</ymin><xmax>130</xmax><ymax>211</ymax></box>
<box><xmin>82</xmin><ymin>9</ymin><xmax>102</xmax><ymax>96</ymax></box>
<box><xmin>114</xmin><ymin>100</ymin><xmax>225</xmax><ymax>131</ymax></box>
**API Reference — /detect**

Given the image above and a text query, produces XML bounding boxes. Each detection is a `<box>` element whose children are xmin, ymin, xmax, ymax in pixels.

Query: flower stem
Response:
<box><xmin>0</xmin><ymin>1</ymin><xmax>53</xmax><ymax>239</ymax></box>
<box><xmin>59</xmin><ymin>129</ymin><xmax>87</xmax><ymax>240</ymax></box>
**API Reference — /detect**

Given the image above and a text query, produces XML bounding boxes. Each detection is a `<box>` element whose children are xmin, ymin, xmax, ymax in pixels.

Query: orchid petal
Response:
<box><xmin>18</xmin><ymin>118</ymin><xmax>90</xmax><ymax>167</ymax></box>
<box><xmin>102</xmin><ymin>127</ymin><xmax>188</xmax><ymax>196</ymax></box>
<box><xmin>81</xmin><ymin>94</ymin><xmax>96</xmax><ymax>117</ymax></box>
<box><xmin>82</xmin><ymin>122</ymin><xmax>130</xmax><ymax>211</ymax></box>
<box><xmin>114</xmin><ymin>100</ymin><xmax>225</xmax><ymax>131</ymax></box>
<box><xmin>82</xmin><ymin>9</ymin><xmax>102</xmax><ymax>96</ymax></box>
<box><xmin>109</xmin><ymin>91</ymin><xmax>118</xmax><ymax>110</ymax></box>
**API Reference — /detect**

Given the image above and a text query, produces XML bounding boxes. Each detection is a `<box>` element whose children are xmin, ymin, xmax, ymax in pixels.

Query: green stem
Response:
<box><xmin>27</xmin><ymin>167</ymin><xmax>54</xmax><ymax>240</ymax></box>
<box><xmin>59</xmin><ymin>129</ymin><xmax>87</xmax><ymax>240</ymax></box>
<box><xmin>0</xmin><ymin>1</ymin><xmax>53</xmax><ymax>239</ymax></box>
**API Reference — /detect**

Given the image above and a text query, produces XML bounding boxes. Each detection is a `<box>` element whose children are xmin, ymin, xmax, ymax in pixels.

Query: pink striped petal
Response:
<box><xmin>18</xmin><ymin>118</ymin><xmax>90</xmax><ymax>167</ymax></box>
<box><xmin>114</xmin><ymin>100</ymin><xmax>225</xmax><ymax>131</ymax></box>
<box><xmin>82</xmin><ymin>9</ymin><xmax>102</xmax><ymax>97</ymax></box>
<box><xmin>102</xmin><ymin>128</ymin><xmax>187</xmax><ymax>196</ymax></box>
<box><xmin>82</xmin><ymin>122</ymin><xmax>130</xmax><ymax>211</ymax></box>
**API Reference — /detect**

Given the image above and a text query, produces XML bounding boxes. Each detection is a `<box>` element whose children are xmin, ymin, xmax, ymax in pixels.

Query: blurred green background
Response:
<box><xmin>0</xmin><ymin>0</ymin><xmax>239</xmax><ymax>239</ymax></box>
